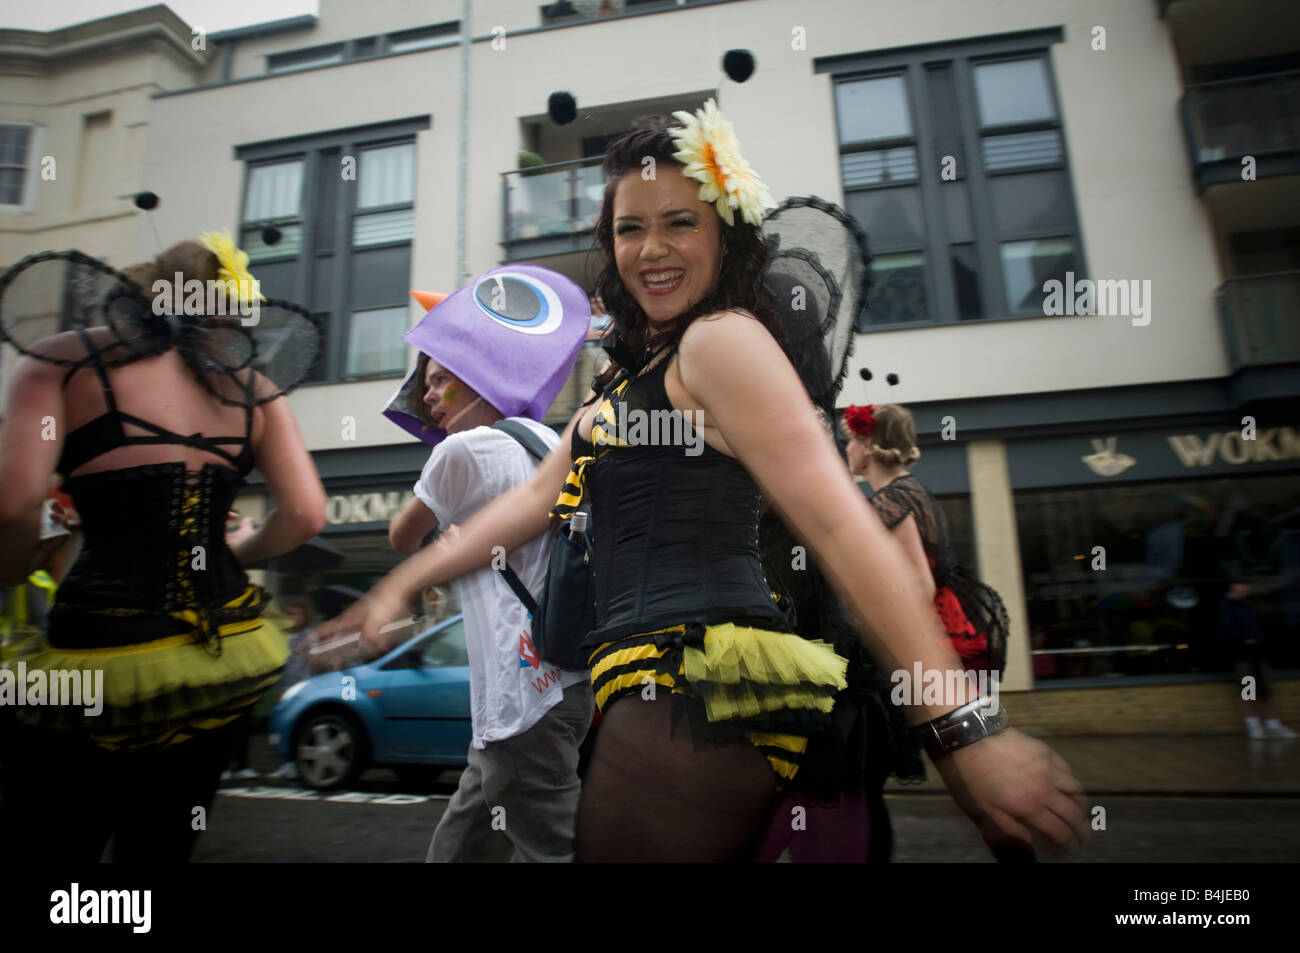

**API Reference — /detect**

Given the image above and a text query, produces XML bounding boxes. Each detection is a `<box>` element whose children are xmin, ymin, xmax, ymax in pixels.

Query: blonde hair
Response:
<box><xmin>866</xmin><ymin>403</ymin><xmax>921</xmax><ymax>467</ymax></box>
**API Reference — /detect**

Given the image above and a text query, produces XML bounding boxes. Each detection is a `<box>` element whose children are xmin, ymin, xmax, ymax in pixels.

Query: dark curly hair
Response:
<box><xmin>587</xmin><ymin>113</ymin><xmax>784</xmax><ymax>393</ymax></box>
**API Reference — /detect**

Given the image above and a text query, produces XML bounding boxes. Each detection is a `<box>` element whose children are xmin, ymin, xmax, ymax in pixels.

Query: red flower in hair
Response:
<box><xmin>843</xmin><ymin>404</ymin><xmax>878</xmax><ymax>439</ymax></box>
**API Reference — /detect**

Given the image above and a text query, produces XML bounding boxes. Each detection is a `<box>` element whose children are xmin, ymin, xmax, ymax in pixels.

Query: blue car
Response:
<box><xmin>269</xmin><ymin>614</ymin><xmax>471</xmax><ymax>790</ymax></box>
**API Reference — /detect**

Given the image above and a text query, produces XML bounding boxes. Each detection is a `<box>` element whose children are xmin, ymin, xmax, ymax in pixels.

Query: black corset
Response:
<box><xmin>581</xmin><ymin>361</ymin><xmax>786</xmax><ymax>645</ymax></box>
<box><xmin>48</xmin><ymin>463</ymin><xmax>251</xmax><ymax>648</ymax></box>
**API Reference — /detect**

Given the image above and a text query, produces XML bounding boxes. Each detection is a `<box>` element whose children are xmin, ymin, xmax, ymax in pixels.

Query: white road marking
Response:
<box><xmin>219</xmin><ymin>786</ymin><xmax>451</xmax><ymax>804</ymax></box>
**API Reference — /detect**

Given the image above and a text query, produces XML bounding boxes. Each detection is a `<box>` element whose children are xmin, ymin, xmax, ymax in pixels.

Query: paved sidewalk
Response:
<box><xmin>888</xmin><ymin>735</ymin><xmax>1300</xmax><ymax>795</ymax></box>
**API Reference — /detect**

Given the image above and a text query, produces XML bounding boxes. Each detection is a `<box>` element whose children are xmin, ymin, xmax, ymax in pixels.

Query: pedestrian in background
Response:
<box><xmin>1220</xmin><ymin>580</ymin><xmax>1295</xmax><ymax>739</ymax></box>
<box><xmin>336</xmin><ymin>266</ymin><xmax>594</xmax><ymax>862</ymax></box>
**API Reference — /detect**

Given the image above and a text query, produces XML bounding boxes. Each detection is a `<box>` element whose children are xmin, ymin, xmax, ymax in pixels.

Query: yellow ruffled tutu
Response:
<box><xmin>588</xmin><ymin>622</ymin><xmax>848</xmax><ymax>781</ymax></box>
<box><xmin>680</xmin><ymin>622</ymin><xmax>848</xmax><ymax>722</ymax></box>
<box><xmin>6</xmin><ymin>584</ymin><xmax>288</xmax><ymax>749</ymax></box>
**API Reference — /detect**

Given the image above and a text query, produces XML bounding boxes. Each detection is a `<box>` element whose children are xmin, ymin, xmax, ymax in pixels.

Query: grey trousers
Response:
<box><xmin>427</xmin><ymin>681</ymin><xmax>593</xmax><ymax>863</ymax></box>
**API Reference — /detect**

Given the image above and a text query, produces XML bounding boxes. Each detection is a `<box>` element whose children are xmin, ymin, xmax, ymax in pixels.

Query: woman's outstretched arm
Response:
<box><xmin>311</xmin><ymin>410</ymin><xmax>581</xmax><ymax>651</ymax></box>
<box><xmin>679</xmin><ymin>311</ymin><xmax>1088</xmax><ymax>853</ymax></box>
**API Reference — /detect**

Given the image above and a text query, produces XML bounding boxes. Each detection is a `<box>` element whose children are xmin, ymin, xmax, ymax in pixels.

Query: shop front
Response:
<box><xmin>993</xmin><ymin>410</ymin><xmax>1300</xmax><ymax>734</ymax></box>
<box><xmin>234</xmin><ymin>444</ymin><xmax>437</xmax><ymax>625</ymax></box>
<box><xmin>1008</xmin><ymin>421</ymin><xmax>1300</xmax><ymax>682</ymax></box>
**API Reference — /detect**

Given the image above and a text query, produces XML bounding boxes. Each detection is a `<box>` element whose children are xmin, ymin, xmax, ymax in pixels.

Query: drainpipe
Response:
<box><xmin>456</xmin><ymin>0</ymin><xmax>471</xmax><ymax>287</ymax></box>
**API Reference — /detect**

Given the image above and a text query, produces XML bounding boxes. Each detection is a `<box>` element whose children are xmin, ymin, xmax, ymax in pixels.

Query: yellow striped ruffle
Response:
<box><xmin>590</xmin><ymin>623</ymin><xmax>848</xmax><ymax>722</ymax></box>
<box><xmin>551</xmin><ymin>455</ymin><xmax>593</xmax><ymax>520</ymax></box>
<box><xmin>551</xmin><ymin>378</ymin><xmax>633</xmax><ymax>519</ymax></box>
<box><xmin>590</xmin><ymin>378</ymin><xmax>630</xmax><ymax>449</ymax></box>
<box><xmin>681</xmin><ymin>623</ymin><xmax>848</xmax><ymax>723</ymax></box>
<box><xmin>9</xmin><ymin>584</ymin><xmax>288</xmax><ymax>747</ymax></box>
<box><xmin>588</xmin><ymin>624</ymin><xmax>830</xmax><ymax>782</ymax></box>
<box><xmin>748</xmin><ymin>732</ymin><xmax>809</xmax><ymax>781</ymax></box>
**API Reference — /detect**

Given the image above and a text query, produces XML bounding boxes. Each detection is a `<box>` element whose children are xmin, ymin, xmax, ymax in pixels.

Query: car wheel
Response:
<box><xmin>295</xmin><ymin>712</ymin><xmax>366</xmax><ymax>791</ymax></box>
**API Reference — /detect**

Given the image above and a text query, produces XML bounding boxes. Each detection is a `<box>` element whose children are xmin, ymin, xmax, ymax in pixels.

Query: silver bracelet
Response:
<box><xmin>910</xmin><ymin>697</ymin><xmax>1009</xmax><ymax>758</ymax></box>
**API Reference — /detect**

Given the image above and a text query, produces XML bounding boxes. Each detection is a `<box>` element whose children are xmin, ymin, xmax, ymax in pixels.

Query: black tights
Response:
<box><xmin>0</xmin><ymin>720</ymin><xmax>232</xmax><ymax>863</ymax></box>
<box><xmin>575</xmin><ymin>695</ymin><xmax>778</xmax><ymax>862</ymax></box>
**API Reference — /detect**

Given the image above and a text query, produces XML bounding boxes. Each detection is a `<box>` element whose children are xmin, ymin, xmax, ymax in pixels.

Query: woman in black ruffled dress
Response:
<box><xmin>846</xmin><ymin>403</ymin><xmax>1001</xmax><ymax>673</ymax></box>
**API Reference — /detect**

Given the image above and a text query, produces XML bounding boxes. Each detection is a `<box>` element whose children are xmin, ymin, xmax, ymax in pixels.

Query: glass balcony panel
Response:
<box><xmin>1184</xmin><ymin>71</ymin><xmax>1300</xmax><ymax>164</ymax></box>
<box><xmin>503</xmin><ymin>157</ymin><xmax>604</xmax><ymax>242</ymax></box>
<box><xmin>1219</xmin><ymin>271</ymin><xmax>1300</xmax><ymax>369</ymax></box>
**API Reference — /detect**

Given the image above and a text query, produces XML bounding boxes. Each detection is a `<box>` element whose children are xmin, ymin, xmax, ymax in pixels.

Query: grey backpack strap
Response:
<box><xmin>490</xmin><ymin>419</ymin><xmax>549</xmax><ymax>614</ymax></box>
<box><xmin>492</xmin><ymin>418</ymin><xmax>550</xmax><ymax>462</ymax></box>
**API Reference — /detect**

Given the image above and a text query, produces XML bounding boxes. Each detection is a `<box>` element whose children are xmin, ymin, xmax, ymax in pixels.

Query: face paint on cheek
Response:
<box><xmin>443</xmin><ymin>383</ymin><xmax>462</xmax><ymax>403</ymax></box>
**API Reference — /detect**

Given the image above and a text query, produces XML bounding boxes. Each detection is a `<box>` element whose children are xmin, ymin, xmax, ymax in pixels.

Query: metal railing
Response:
<box><xmin>1217</xmin><ymin>270</ymin><xmax>1300</xmax><ymax>370</ymax></box>
<box><xmin>501</xmin><ymin>156</ymin><xmax>605</xmax><ymax>244</ymax></box>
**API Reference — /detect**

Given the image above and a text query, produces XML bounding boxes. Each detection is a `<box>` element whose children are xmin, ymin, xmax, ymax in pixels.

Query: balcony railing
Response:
<box><xmin>1218</xmin><ymin>270</ymin><xmax>1300</xmax><ymax>371</ymax></box>
<box><xmin>1181</xmin><ymin>70</ymin><xmax>1300</xmax><ymax>192</ymax></box>
<box><xmin>501</xmin><ymin>156</ymin><xmax>604</xmax><ymax>251</ymax></box>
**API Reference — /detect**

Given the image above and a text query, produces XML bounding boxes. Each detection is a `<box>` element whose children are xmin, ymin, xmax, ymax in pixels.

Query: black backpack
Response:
<box><xmin>490</xmin><ymin>419</ymin><xmax>597</xmax><ymax>671</ymax></box>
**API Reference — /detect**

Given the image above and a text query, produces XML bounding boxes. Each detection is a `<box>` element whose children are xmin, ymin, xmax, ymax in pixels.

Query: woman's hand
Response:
<box><xmin>931</xmin><ymin>728</ymin><xmax>1090</xmax><ymax>855</ymax></box>
<box><xmin>225</xmin><ymin>515</ymin><xmax>257</xmax><ymax>551</ymax></box>
<box><xmin>303</xmin><ymin>583</ymin><xmax>409</xmax><ymax>666</ymax></box>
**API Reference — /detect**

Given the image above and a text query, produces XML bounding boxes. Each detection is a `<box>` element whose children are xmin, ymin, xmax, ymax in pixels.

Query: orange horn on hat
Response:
<box><xmin>410</xmin><ymin>290</ymin><xmax>447</xmax><ymax>311</ymax></box>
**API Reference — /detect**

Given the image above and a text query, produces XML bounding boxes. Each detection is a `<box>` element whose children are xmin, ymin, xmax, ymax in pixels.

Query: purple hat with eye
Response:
<box><xmin>382</xmin><ymin>264</ymin><xmax>590</xmax><ymax>447</ymax></box>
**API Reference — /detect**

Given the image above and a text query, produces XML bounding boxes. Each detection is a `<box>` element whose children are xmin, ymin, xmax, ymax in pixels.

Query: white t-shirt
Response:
<box><xmin>414</xmin><ymin>418</ymin><xmax>585</xmax><ymax>748</ymax></box>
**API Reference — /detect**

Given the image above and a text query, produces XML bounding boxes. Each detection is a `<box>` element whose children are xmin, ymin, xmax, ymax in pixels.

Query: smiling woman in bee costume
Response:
<box><xmin>317</xmin><ymin>101</ymin><xmax>1089</xmax><ymax>862</ymax></box>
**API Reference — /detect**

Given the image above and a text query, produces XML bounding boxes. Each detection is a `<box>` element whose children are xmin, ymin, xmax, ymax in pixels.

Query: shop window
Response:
<box><xmin>1016</xmin><ymin>474</ymin><xmax>1300</xmax><ymax>682</ymax></box>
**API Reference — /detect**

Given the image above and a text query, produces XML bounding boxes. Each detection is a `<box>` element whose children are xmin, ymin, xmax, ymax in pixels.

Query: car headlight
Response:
<box><xmin>279</xmin><ymin>680</ymin><xmax>309</xmax><ymax>703</ymax></box>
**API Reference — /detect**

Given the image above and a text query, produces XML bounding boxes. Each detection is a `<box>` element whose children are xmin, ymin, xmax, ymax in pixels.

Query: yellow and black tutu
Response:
<box><xmin>588</xmin><ymin>621</ymin><xmax>848</xmax><ymax>782</ymax></box>
<box><xmin>8</xmin><ymin>583</ymin><xmax>288</xmax><ymax>750</ymax></box>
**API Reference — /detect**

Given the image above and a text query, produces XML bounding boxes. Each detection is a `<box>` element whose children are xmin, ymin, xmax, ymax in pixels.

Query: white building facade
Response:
<box><xmin>3</xmin><ymin>0</ymin><xmax>1296</xmax><ymax>727</ymax></box>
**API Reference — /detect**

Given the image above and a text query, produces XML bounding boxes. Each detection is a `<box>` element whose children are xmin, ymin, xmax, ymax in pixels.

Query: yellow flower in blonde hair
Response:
<box><xmin>669</xmin><ymin>98</ymin><xmax>775</xmax><ymax>227</ymax></box>
<box><xmin>199</xmin><ymin>229</ymin><xmax>266</xmax><ymax>306</ymax></box>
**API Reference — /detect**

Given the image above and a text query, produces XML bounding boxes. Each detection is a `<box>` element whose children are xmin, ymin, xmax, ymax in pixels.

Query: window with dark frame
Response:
<box><xmin>267</xmin><ymin>43</ymin><xmax>346</xmax><ymax>74</ymax></box>
<box><xmin>236</xmin><ymin>118</ymin><xmax>429</xmax><ymax>384</ymax></box>
<box><xmin>822</xmin><ymin>29</ymin><xmax>1084</xmax><ymax>331</ymax></box>
<box><xmin>0</xmin><ymin>124</ymin><xmax>34</xmax><ymax>208</ymax></box>
<box><xmin>266</xmin><ymin>22</ymin><xmax>460</xmax><ymax>74</ymax></box>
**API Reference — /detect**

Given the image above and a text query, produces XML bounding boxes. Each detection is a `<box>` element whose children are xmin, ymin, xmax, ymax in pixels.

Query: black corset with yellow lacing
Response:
<box><xmin>571</xmin><ymin>355</ymin><xmax>788</xmax><ymax>648</ymax></box>
<box><xmin>48</xmin><ymin>463</ymin><xmax>260</xmax><ymax>652</ymax></box>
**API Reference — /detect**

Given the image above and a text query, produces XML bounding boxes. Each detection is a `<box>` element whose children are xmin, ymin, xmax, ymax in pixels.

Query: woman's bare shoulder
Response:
<box><xmin>679</xmin><ymin>308</ymin><xmax>767</xmax><ymax>351</ymax></box>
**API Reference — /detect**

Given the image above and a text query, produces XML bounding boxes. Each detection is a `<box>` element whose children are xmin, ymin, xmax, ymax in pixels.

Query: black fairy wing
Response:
<box><xmin>0</xmin><ymin>250</ymin><xmax>170</xmax><ymax>367</ymax></box>
<box><xmin>182</xmin><ymin>300</ymin><xmax>322</xmax><ymax>407</ymax></box>
<box><xmin>0</xmin><ymin>250</ymin><xmax>321</xmax><ymax>407</ymax></box>
<box><xmin>761</xmin><ymin>197</ymin><xmax>872</xmax><ymax>414</ymax></box>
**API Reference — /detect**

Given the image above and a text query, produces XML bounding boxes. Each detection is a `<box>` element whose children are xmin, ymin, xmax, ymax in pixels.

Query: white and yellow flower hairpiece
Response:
<box><xmin>669</xmin><ymin>98</ymin><xmax>776</xmax><ymax>227</ymax></box>
<box><xmin>199</xmin><ymin>229</ymin><xmax>267</xmax><ymax>306</ymax></box>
